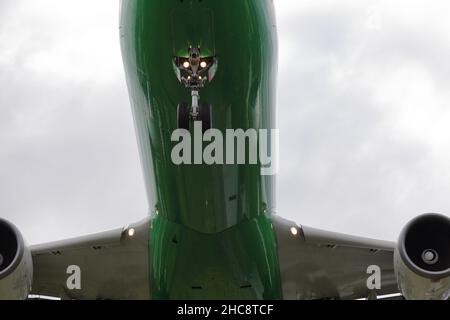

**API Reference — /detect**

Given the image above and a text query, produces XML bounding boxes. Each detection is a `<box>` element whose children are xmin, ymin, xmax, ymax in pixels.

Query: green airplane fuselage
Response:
<box><xmin>120</xmin><ymin>0</ymin><xmax>281</xmax><ymax>299</ymax></box>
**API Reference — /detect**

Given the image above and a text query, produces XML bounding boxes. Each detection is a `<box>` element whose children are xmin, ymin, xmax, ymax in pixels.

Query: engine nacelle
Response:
<box><xmin>0</xmin><ymin>219</ymin><xmax>33</xmax><ymax>300</ymax></box>
<box><xmin>394</xmin><ymin>213</ymin><xmax>450</xmax><ymax>300</ymax></box>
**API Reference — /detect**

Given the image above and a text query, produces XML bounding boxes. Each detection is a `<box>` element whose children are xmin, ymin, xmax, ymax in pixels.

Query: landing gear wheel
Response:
<box><xmin>200</xmin><ymin>103</ymin><xmax>212</xmax><ymax>133</ymax></box>
<box><xmin>177</xmin><ymin>102</ymin><xmax>190</xmax><ymax>130</ymax></box>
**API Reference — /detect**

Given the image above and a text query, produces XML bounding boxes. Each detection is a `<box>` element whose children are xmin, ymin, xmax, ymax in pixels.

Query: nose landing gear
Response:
<box><xmin>173</xmin><ymin>46</ymin><xmax>217</xmax><ymax>132</ymax></box>
<box><xmin>177</xmin><ymin>102</ymin><xmax>212</xmax><ymax>133</ymax></box>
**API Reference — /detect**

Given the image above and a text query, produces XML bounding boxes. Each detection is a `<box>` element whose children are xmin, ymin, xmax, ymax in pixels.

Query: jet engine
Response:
<box><xmin>394</xmin><ymin>213</ymin><xmax>450</xmax><ymax>300</ymax></box>
<box><xmin>0</xmin><ymin>219</ymin><xmax>33</xmax><ymax>300</ymax></box>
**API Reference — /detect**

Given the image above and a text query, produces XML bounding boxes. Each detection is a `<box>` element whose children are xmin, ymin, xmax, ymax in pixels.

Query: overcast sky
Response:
<box><xmin>1</xmin><ymin>0</ymin><xmax>450</xmax><ymax>244</ymax></box>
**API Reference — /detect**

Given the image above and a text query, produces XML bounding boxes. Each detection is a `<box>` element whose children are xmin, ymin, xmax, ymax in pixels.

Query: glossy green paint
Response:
<box><xmin>120</xmin><ymin>0</ymin><xmax>281</xmax><ymax>299</ymax></box>
<box><xmin>150</xmin><ymin>214</ymin><xmax>281</xmax><ymax>299</ymax></box>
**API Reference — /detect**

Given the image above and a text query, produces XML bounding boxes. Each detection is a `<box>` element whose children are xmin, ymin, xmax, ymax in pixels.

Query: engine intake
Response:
<box><xmin>400</xmin><ymin>213</ymin><xmax>450</xmax><ymax>277</ymax></box>
<box><xmin>0</xmin><ymin>220</ymin><xmax>21</xmax><ymax>273</ymax></box>
<box><xmin>395</xmin><ymin>213</ymin><xmax>450</xmax><ymax>300</ymax></box>
<box><xmin>0</xmin><ymin>219</ymin><xmax>33</xmax><ymax>300</ymax></box>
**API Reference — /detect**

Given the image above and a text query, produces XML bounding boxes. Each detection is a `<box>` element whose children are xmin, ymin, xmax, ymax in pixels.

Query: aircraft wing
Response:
<box><xmin>29</xmin><ymin>218</ymin><xmax>150</xmax><ymax>300</ymax></box>
<box><xmin>30</xmin><ymin>215</ymin><xmax>399</xmax><ymax>300</ymax></box>
<box><xmin>273</xmin><ymin>215</ymin><xmax>400</xmax><ymax>300</ymax></box>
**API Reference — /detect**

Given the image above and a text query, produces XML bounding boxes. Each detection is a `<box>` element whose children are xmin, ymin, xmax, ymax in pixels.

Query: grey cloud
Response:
<box><xmin>276</xmin><ymin>1</ymin><xmax>450</xmax><ymax>240</ymax></box>
<box><xmin>0</xmin><ymin>2</ymin><xmax>147</xmax><ymax>244</ymax></box>
<box><xmin>1</xmin><ymin>1</ymin><xmax>450</xmax><ymax>245</ymax></box>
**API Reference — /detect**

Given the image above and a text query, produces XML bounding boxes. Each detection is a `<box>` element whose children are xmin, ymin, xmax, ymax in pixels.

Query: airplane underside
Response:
<box><xmin>1</xmin><ymin>0</ymin><xmax>449</xmax><ymax>300</ymax></box>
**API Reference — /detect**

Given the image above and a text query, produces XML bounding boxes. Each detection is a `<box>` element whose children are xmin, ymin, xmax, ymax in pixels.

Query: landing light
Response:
<box><xmin>200</xmin><ymin>61</ymin><xmax>207</xmax><ymax>68</ymax></box>
<box><xmin>183</xmin><ymin>61</ymin><xmax>190</xmax><ymax>69</ymax></box>
<box><xmin>290</xmin><ymin>227</ymin><xmax>298</xmax><ymax>236</ymax></box>
<box><xmin>128</xmin><ymin>228</ymin><xmax>136</xmax><ymax>237</ymax></box>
